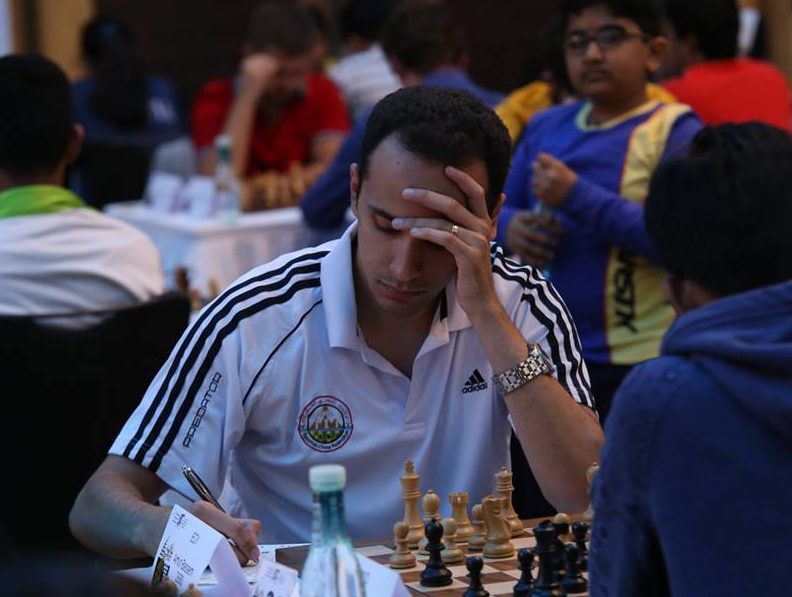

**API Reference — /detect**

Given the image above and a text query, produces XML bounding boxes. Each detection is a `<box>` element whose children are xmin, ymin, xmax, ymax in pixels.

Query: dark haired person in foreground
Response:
<box><xmin>0</xmin><ymin>54</ymin><xmax>164</xmax><ymax>318</ymax></box>
<box><xmin>70</xmin><ymin>87</ymin><xmax>602</xmax><ymax>561</ymax></box>
<box><xmin>589</xmin><ymin>122</ymin><xmax>792</xmax><ymax>595</ymax></box>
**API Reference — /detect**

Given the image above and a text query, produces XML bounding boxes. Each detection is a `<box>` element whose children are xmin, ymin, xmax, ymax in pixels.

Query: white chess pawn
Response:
<box><xmin>468</xmin><ymin>503</ymin><xmax>487</xmax><ymax>552</ymax></box>
<box><xmin>389</xmin><ymin>521</ymin><xmax>417</xmax><ymax>569</ymax></box>
<box><xmin>583</xmin><ymin>463</ymin><xmax>599</xmax><ymax>523</ymax></box>
<box><xmin>441</xmin><ymin>517</ymin><xmax>464</xmax><ymax>564</ymax></box>
<box><xmin>417</xmin><ymin>489</ymin><xmax>441</xmax><ymax>555</ymax></box>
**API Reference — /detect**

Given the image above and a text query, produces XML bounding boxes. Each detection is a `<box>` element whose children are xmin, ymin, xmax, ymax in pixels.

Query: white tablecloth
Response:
<box><xmin>105</xmin><ymin>202</ymin><xmax>319</xmax><ymax>299</ymax></box>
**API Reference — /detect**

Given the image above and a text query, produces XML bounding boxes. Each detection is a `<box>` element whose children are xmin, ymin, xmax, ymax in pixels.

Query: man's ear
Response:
<box><xmin>349</xmin><ymin>163</ymin><xmax>360</xmax><ymax>217</ymax></box>
<box><xmin>65</xmin><ymin>124</ymin><xmax>84</xmax><ymax>166</ymax></box>
<box><xmin>488</xmin><ymin>192</ymin><xmax>506</xmax><ymax>240</ymax></box>
<box><xmin>645</xmin><ymin>35</ymin><xmax>669</xmax><ymax>77</ymax></box>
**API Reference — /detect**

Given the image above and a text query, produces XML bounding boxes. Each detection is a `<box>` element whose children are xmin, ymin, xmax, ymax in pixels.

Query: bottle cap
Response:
<box><xmin>309</xmin><ymin>464</ymin><xmax>346</xmax><ymax>492</ymax></box>
<box><xmin>214</xmin><ymin>133</ymin><xmax>231</xmax><ymax>149</ymax></box>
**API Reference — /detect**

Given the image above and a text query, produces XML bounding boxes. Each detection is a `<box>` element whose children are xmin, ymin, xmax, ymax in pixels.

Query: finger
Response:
<box><xmin>401</xmin><ymin>188</ymin><xmax>488</xmax><ymax>235</ymax></box>
<box><xmin>535</xmin><ymin>152</ymin><xmax>559</xmax><ymax>168</ymax></box>
<box><xmin>445</xmin><ymin>166</ymin><xmax>489</xmax><ymax>220</ymax></box>
<box><xmin>391</xmin><ymin>216</ymin><xmax>457</xmax><ymax>234</ymax></box>
<box><xmin>409</xmin><ymin>226</ymin><xmax>489</xmax><ymax>259</ymax></box>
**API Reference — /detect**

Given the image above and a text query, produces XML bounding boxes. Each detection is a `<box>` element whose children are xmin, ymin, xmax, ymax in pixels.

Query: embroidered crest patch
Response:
<box><xmin>298</xmin><ymin>395</ymin><xmax>353</xmax><ymax>452</ymax></box>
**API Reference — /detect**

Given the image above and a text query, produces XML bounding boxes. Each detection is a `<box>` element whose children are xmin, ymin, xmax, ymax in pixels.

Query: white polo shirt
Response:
<box><xmin>111</xmin><ymin>224</ymin><xmax>592</xmax><ymax>542</ymax></box>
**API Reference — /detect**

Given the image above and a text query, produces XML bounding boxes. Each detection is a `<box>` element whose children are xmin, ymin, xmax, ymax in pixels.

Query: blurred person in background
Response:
<box><xmin>660</xmin><ymin>0</ymin><xmax>790</xmax><ymax>129</ymax></box>
<box><xmin>70</xmin><ymin>15</ymin><xmax>187</xmax><ymax>206</ymax></box>
<box><xmin>329</xmin><ymin>0</ymin><xmax>402</xmax><ymax>121</ymax></box>
<box><xmin>0</xmin><ymin>54</ymin><xmax>164</xmax><ymax>319</ymax></box>
<box><xmin>301</xmin><ymin>0</ymin><xmax>503</xmax><ymax>235</ymax></box>
<box><xmin>192</xmin><ymin>0</ymin><xmax>350</xmax><ymax>210</ymax></box>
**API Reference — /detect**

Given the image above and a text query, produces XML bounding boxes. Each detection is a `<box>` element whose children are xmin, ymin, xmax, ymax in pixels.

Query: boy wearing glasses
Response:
<box><xmin>497</xmin><ymin>0</ymin><xmax>701</xmax><ymax>421</ymax></box>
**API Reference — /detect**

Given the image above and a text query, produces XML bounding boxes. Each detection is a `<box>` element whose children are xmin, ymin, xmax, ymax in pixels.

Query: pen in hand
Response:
<box><xmin>182</xmin><ymin>465</ymin><xmax>259</xmax><ymax>564</ymax></box>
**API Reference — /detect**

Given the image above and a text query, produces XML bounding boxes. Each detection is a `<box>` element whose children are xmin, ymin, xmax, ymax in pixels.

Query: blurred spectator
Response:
<box><xmin>329</xmin><ymin>0</ymin><xmax>402</xmax><ymax>120</ymax></box>
<box><xmin>301</xmin><ymin>0</ymin><xmax>503</xmax><ymax>234</ymax></box>
<box><xmin>0</xmin><ymin>54</ymin><xmax>164</xmax><ymax>318</ymax></box>
<box><xmin>497</xmin><ymin>0</ymin><xmax>702</xmax><ymax>422</ymax></box>
<box><xmin>191</xmin><ymin>0</ymin><xmax>350</xmax><ymax>210</ymax></box>
<box><xmin>70</xmin><ymin>16</ymin><xmax>187</xmax><ymax>206</ymax></box>
<box><xmin>496</xmin><ymin>17</ymin><xmax>676</xmax><ymax>145</ymax></box>
<box><xmin>661</xmin><ymin>0</ymin><xmax>790</xmax><ymax>129</ymax></box>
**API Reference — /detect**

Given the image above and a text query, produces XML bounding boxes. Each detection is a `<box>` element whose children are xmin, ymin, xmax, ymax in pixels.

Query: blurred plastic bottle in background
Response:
<box><xmin>299</xmin><ymin>464</ymin><xmax>366</xmax><ymax>597</ymax></box>
<box><xmin>213</xmin><ymin>133</ymin><xmax>240</xmax><ymax>224</ymax></box>
<box><xmin>533</xmin><ymin>201</ymin><xmax>556</xmax><ymax>280</ymax></box>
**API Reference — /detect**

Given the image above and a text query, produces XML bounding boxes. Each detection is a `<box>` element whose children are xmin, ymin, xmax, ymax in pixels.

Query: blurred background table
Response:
<box><xmin>105</xmin><ymin>201</ymin><xmax>319</xmax><ymax>300</ymax></box>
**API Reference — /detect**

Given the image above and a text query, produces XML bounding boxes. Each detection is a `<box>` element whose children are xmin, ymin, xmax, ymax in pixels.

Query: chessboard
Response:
<box><xmin>354</xmin><ymin>524</ymin><xmax>589</xmax><ymax>597</ymax></box>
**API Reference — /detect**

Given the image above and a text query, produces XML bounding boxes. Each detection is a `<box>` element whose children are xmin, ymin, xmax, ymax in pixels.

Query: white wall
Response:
<box><xmin>0</xmin><ymin>0</ymin><xmax>13</xmax><ymax>56</ymax></box>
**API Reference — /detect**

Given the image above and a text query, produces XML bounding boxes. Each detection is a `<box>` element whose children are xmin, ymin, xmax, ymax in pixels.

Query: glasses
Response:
<box><xmin>565</xmin><ymin>25</ymin><xmax>649</xmax><ymax>55</ymax></box>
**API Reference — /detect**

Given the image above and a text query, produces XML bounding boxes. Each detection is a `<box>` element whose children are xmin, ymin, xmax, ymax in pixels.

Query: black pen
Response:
<box><xmin>182</xmin><ymin>465</ymin><xmax>258</xmax><ymax>564</ymax></box>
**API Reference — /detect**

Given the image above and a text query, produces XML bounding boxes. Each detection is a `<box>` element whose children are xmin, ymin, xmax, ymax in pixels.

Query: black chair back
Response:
<box><xmin>0</xmin><ymin>292</ymin><xmax>191</xmax><ymax>556</ymax></box>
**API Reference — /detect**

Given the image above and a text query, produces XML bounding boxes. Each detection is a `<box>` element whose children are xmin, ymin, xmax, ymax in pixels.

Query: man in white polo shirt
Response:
<box><xmin>70</xmin><ymin>87</ymin><xmax>603</xmax><ymax>562</ymax></box>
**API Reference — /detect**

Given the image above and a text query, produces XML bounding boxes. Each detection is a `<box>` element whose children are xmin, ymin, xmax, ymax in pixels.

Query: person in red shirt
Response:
<box><xmin>660</xmin><ymin>0</ymin><xmax>791</xmax><ymax>130</ymax></box>
<box><xmin>191</xmin><ymin>0</ymin><xmax>350</xmax><ymax>207</ymax></box>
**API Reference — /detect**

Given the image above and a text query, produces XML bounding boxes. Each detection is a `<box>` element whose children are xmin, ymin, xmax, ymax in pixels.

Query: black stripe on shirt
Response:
<box><xmin>123</xmin><ymin>250</ymin><xmax>328</xmax><ymax>461</ymax></box>
<box><xmin>147</xmin><ymin>275</ymin><xmax>323</xmax><ymax>472</ymax></box>
<box><xmin>490</xmin><ymin>247</ymin><xmax>593</xmax><ymax>407</ymax></box>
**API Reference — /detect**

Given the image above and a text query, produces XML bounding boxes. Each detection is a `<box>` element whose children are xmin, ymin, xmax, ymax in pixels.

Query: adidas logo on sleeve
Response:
<box><xmin>462</xmin><ymin>368</ymin><xmax>488</xmax><ymax>393</ymax></box>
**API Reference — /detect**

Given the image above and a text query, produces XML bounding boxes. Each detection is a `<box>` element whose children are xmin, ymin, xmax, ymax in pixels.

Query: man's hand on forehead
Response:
<box><xmin>391</xmin><ymin>166</ymin><xmax>503</xmax><ymax>318</ymax></box>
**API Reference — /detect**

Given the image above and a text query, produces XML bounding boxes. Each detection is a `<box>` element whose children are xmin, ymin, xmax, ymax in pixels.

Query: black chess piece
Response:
<box><xmin>551</xmin><ymin>522</ymin><xmax>567</xmax><ymax>580</ymax></box>
<box><xmin>530</xmin><ymin>523</ymin><xmax>563</xmax><ymax>597</ymax></box>
<box><xmin>572</xmin><ymin>521</ymin><xmax>589</xmax><ymax>571</ymax></box>
<box><xmin>463</xmin><ymin>556</ymin><xmax>489</xmax><ymax>597</ymax></box>
<box><xmin>561</xmin><ymin>543</ymin><xmax>588</xmax><ymax>594</ymax></box>
<box><xmin>420</xmin><ymin>518</ymin><xmax>453</xmax><ymax>587</ymax></box>
<box><xmin>512</xmin><ymin>547</ymin><xmax>535</xmax><ymax>596</ymax></box>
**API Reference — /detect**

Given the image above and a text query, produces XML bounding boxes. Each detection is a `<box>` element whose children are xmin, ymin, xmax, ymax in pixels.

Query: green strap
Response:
<box><xmin>0</xmin><ymin>185</ymin><xmax>89</xmax><ymax>219</ymax></box>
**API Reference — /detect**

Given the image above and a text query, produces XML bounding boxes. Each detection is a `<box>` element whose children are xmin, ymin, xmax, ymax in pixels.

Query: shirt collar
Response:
<box><xmin>320</xmin><ymin>222</ymin><xmax>473</xmax><ymax>350</ymax></box>
<box><xmin>0</xmin><ymin>185</ymin><xmax>88</xmax><ymax>219</ymax></box>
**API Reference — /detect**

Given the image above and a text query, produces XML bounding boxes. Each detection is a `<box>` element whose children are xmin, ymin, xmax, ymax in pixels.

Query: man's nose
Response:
<box><xmin>390</xmin><ymin>236</ymin><xmax>423</xmax><ymax>281</ymax></box>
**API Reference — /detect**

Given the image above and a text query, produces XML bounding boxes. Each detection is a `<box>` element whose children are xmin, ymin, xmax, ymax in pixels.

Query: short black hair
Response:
<box><xmin>245</xmin><ymin>0</ymin><xmax>319</xmax><ymax>56</ymax></box>
<box><xmin>340</xmin><ymin>0</ymin><xmax>399</xmax><ymax>43</ymax></box>
<box><xmin>560</xmin><ymin>0</ymin><xmax>663</xmax><ymax>37</ymax></box>
<box><xmin>359</xmin><ymin>86</ymin><xmax>511</xmax><ymax>214</ymax></box>
<box><xmin>645</xmin><ymin>123</ymin><xmax>792</xmax><ymax>297</ymax></box>
<box><xmin>382</xmin><ymin>0</ymin><xmax>467</xmax><ymax>76</ymax></box>
<box><xmin>0</xmin><ymin>54</ymin><xmax>74</xmax><ymax>178</ymax></box>
<box><xmin>663</xmin><ymin>0</ymin><xmax>738</xmax><ymax>60</ymax></box>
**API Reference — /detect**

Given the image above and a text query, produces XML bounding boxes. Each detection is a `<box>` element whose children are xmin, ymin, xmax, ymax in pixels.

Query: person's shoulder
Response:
<box><xmin>307</xmin><ymin>73</ymin><xmax>343</xmax><ymax>95</ymax></box>
<box><xmin>194</xmin><ymin>77</ymin><xmax>234</xmax><ymax>102</ymax></box>
<box><xmin>741</xmin><ymin>58</ymin><xmax>789</xmax><ymax>83</ymax></box>
<box><xmin>609</xmin><ymin>355</ymin><xmax>703</xmax><ymax>423</ymax></box>
<box><xmin>526</xmin><ymin>99</ymin><xmax>584</xmax><ymax>132</ymax></box>
<box><xmin>488</xmin><ymin>243</ymin><xmax>548</xmax><ymax>299</ymax></box>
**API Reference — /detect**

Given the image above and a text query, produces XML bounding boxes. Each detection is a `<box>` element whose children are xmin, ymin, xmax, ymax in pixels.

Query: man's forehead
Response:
<box><xmin>567</xmin><ymin>6</ymin><xmax>636</xmax><ymax>31</ymax></box>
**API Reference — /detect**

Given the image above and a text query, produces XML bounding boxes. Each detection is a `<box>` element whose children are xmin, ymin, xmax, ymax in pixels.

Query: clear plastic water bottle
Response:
<box><xmin>533</xmin><ymin>201</ymin><xmax>556</xmax><ymax>280</ymax></box>
<box><xmin>213</xmin><ymin>133</ymin><xmax>240</xmax><ymax>224</ymax></box>
<box><xmin>299</xmin><ymin>464</ymin><xmax>366</xmax><ymax>597</ymax></box>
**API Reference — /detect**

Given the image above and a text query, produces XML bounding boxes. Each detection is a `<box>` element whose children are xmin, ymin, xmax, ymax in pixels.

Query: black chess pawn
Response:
<box><xmin>530</xmin><ymin>523</ymin><xmax>563</xmax><ymax>597</ymax></box>
<box><xmin>463</xmin><ymin>556</ymin><xmax>489</xmax><ymax>597</ymax></box>
<box><xmin>571</xmin><ymin>521</ymin><xmax>589</xmax><ymax>571</ymax></box>
<box><xmin>561</xmin><ymin>543</ymin><xmax>588</xmax><ymax>594</ymax></box>
<box><xmin>512</xmin><ymin>547</ymin><xmax>535</xmax><ymax>596</ymax></box>
<box><xmin>420</xmin><ymin>518</ymin><xmax>453</xmax><ymax>587</ymax></box>
<box><xmin>551</xmin><ymin>523</ymin><xmax>568</xmax><ymax>580</ymax></box>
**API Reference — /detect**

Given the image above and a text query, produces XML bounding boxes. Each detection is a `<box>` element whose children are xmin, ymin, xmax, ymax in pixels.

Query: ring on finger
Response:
<box><xmin>450</xmin><ymin>224</ymin><xmax>460</xmax><ymax>237</ymax></box>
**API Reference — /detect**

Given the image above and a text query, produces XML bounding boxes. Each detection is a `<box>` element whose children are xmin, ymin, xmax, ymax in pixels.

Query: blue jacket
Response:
<box><xmin>589</xmin><ymin>279</ymin><xmax>792</xmax><ymax>596</ymax></box>
<box><xmin>300</xmin><ymin>69</ymin><xmax>504</xmax><ymax>231</ymax></box>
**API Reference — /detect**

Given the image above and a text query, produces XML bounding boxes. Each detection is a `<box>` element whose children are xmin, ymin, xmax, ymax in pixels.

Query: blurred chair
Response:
<box><xmin>0</xmin><ymin>292</ymin><xmax>190</xmax><ymax>556</ymax></box>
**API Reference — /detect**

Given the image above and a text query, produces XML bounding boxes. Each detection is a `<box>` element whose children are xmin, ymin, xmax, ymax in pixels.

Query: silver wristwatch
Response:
<box><xmin>492</xmin><ymin>343</ymin><xmax>554</xmax><ymax>395</ymax></box>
